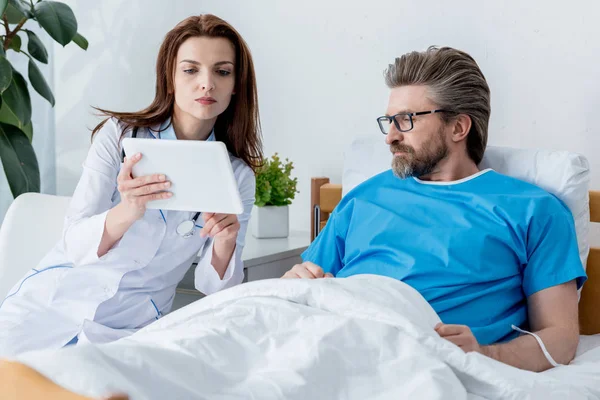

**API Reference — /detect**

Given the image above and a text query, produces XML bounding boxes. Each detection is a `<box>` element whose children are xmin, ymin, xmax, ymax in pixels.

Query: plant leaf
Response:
<box><xmin>0</xmin><ymin>122</ymin><xmax>40</xmax><ymax>196</ymax></box>
<box><xmin>8</xmin><ymin>0</ymin><xmax>32</xmax><ymax>17</ymax></box>
<box><xmin>8</xmin><ymin>33</ymin><xmax>22</xmax><ymax>52</ymax></box>
<box><xmin>2</xmin><ymin>70</ymin><xmax>31</xmax><ymax>126</ymax></box>
<box><xmin>71</xmin><ymin>32</ymin><xmax>88</xmax><ymax>50</ymax></box>
<box><xmin>21</xmin><ymin>119</ymin><xmax>32</xmax><ymax>141</ymax></box>
<box><xmin>254</xmin><ymin>153</ymin><xmax>298</xmax><ymax>206</ymax></box>
<box><xmin>0</xmin><ymin>45</ymin><xmax>5</xmax><ymax>57</ymax></box>
<box><xmin>0</xmin><ymin>56</ymin><xmax>12</xmax><ymax>93</ymax></box>
<box><xmin>34</xmin><ymin>0</ymin><xmax>77</xmax><ymax>46</ymax></box>
<box><xmin>0</xmin><ymin>95</ymin><xmax>33</xmax><ymax>141</ymax></box>
<box><xmin>0</xmin><ymin>0</ymin><xmax>8</xmax><ymax>17</ymax></box>
<box><xmin>25</xmin><ymin>30</ymin><xmax>48</xmax><ymax>64</ymax></box>
<box><xmin>0</xmin><ymin>94</ymin><xmax>31</xmax><ymax>139</ymax></box>
<box><xmin>5</xmin><ymin>3</ymin><xmax>26</xmax><ymax>23</ymax></box>
<box><xmin>27</xmin><ymin>56</ymin><xmax>54</xmax><ymax>106</ymax></box>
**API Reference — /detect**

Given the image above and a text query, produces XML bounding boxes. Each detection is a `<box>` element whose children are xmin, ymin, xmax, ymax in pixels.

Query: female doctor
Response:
<box><xmin>0</xmin><ymin>14</ymin><xmax>263</xmax><ymax>357</ymax></box>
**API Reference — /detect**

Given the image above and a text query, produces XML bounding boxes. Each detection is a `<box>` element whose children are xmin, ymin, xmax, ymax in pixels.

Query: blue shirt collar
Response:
<box><xmin>152</xmin><ymin>118</ymin><xmax>215</xmax><ymax>141</ymax></box>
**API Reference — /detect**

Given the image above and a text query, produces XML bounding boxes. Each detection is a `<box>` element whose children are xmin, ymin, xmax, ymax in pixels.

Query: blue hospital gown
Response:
<box><xmin>302</xmin><ymin>169</ymin><xmax>587</xmax><ymax>345</ymax></box>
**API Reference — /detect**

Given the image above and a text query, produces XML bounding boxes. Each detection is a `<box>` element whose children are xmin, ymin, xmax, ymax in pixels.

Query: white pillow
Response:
<box><xmin>342</xmin><ymin>136</ymin><xmax>591</xmax><ymax>268</ymax></box>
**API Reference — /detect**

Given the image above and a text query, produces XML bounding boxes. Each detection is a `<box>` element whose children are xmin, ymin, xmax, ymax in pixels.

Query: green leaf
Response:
<box><xmin>0</xmin><ymin>46</ymin><xmax>5</xmax><ymax>57</ymax></box>
<box><xmin>8</xmin><ymin>33</ymin><xmax>21</xmax><ymax>52</ymax></box>
<box><xmin>71</xmin><ymin>31</ymin><xmax>87</xmax><ymax>50</ymax></box>
<box><xmin>25</xmin><ymin>30</ymin><xmax>48</xmax><ymax>63</ymax></box>
<box><xmin>254</xmin><ymin>153</ymin><xmax>299</xmax><ymax>206</ymax></box>
<box><xmin>21</xmin><ymin>119</ymin><xmax>32</xmax><ymax>141</ymax></box>
<box><xmin>0</xmin><ymin>95</ymin><xmax>33</xmax><ymax>141</ymax></box>
<box><xmin>5</xmin><ymin>3</ymin><xmax>26</xmax><ymax>23</ymax></box>
<box><xmin>27</xmin><ymin>55</ymin><xmax>54</xmax><ymax>106</ymax></box>
<box><xmin>0</xmin><ymin>56</ymin><xmax>12</xmax><ymax>93</ymax></box>
<box><xmin>0</xmin><ymin>122</ymin><xmax>40</xmax><ymax>197</ymax></box>
<box><xmin>34</xmin><ymin>1</ymin><xmax>77</xmax><ymax>46</ymax></box>
<box><xmin>8</xmin><ymin>0</ymin><xmax>32</xmax><ymax>18</ymax></box>
<box><xmin>0</xmin><ymin>0</ymin><xmax>8</xmax><ymax>17</ymax></box>
<box><xmin>2</xmin><ymin>70</ymin><xmax>31</xmax><ymax>126</ymax></box>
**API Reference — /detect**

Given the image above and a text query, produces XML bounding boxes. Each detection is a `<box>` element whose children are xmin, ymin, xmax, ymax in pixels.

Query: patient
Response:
<box><xmin>283</xmin><ymin>46</ymin><xmax>587</xmax><ymax>373</ymax></box>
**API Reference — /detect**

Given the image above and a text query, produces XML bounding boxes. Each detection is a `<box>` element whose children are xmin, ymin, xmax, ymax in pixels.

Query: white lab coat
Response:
<box><xmin>0</xmin><ymin>118</ymin><xmax>255</xmax><ymax>357</ymax></box>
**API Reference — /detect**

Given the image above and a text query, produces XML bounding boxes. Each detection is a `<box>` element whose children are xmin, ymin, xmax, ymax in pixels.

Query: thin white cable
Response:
<box><xmin>511</xmin><ymin>324</ymin><xmax>563</xmax><ymax>368</ymax></box>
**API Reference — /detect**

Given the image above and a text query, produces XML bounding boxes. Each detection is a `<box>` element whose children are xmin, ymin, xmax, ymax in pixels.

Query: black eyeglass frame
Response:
<box><xmin>376</xmin><ymin>109</ymin><xmax>451</xmax><ymax>134</ymax></box>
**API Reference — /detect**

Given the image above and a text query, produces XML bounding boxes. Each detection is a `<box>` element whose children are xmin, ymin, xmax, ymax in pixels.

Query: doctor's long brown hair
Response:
<box><xmin>91</xmin><ymin>14</ymin><xmax>263</xmax><ymax>172</ymax></box>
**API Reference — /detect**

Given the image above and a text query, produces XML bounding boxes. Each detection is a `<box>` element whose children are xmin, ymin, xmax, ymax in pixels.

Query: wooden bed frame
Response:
<box><xmin>311</xmin><ymin>178</ymin><xmax>600</xmax><ymax>336</ymax></box>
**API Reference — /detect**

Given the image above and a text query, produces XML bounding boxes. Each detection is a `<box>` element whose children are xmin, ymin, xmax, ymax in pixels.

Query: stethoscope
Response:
<box><xmin>175</xmin><ymin>212</ymin><xmax>202</xmax><ymax>238</ymax></box>
<box><xmin>122</xmin><ymin>126</ymin><xmax>202</xmax><ymax>239</ymax></box>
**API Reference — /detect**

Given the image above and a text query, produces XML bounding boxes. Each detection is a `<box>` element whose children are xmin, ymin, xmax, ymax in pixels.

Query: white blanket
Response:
<box><xmin>14</xmin><ymin>275</ymin><xmax>600</xmax><ymax>400</ymax></box>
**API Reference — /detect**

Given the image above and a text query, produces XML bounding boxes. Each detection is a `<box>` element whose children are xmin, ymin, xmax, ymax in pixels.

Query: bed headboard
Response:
<box><xmin>310</xmin><ymin>178</ymin><xmax>600</xmax><ymax>336</ymax></box>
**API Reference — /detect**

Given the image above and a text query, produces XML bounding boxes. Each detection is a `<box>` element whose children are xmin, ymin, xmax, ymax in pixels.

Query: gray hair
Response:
<box><xmin>384</xmin><ymin>46</ymin><xmax>491</xmax><ymax>164</ymax></box>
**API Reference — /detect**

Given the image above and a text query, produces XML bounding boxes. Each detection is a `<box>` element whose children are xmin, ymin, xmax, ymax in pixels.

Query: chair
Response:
<box><xmin>0</xmin><ymin>193</ymin><xmax>71</xmax><ymax>299</ymax></box>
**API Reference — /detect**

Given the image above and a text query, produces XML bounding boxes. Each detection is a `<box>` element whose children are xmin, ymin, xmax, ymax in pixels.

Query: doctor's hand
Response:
<box><xmin>435</xmin><ymin>323</ymin><xmax>483</xmax><ymax>354</ymax></box>
<box><xmin>282</xmin><ymin>262</ymin><xmax>334</xmax><ymax>279</ymax></box>
<box><xmin>200</xmin><ymin>213</ymin><xmax>240</xmax><ymax>240</ymax></box>
<box><xmin>117</xmin><ymin>153</ymin><xmax>172</xmax><ymax>221</ymax></box>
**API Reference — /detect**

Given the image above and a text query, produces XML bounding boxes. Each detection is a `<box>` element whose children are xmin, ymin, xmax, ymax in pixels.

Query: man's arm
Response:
<box><xmin>436</xmin><ymin>280</ymin><xmax>580</xmax><ymax>372</ymax></box>
<box><xmin>483</xmin><ymin>280</ymin><xmax>579</xmax><ymax>371</ymax></box>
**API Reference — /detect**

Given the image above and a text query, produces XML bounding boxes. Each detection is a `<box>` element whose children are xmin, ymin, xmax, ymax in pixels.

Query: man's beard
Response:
<box><xmin>390</xmin><ymin>127</ymin><xmax>449</xmax><ymax>179</ymax></box>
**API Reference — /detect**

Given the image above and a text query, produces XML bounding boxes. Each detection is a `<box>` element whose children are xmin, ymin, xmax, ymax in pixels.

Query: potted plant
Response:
<box><xmin>0</xmin><ymin>0</ymin><xmax>88</xmax><ymax>198</ymax></box>
<box><xmin>252</xmin><ymin>153</ymin><xmax>298</xmax><ymax>238</ymax></box>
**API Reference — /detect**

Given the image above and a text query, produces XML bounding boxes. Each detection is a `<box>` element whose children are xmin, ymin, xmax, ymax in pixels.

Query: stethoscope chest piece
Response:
<box><xmin>176</xmin><ymin>220</ymin><xmax>195</xmax><ymax>238</ymax></box>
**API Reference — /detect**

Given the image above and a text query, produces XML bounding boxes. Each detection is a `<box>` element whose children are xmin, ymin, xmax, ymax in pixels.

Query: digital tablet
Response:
<box><xmin>121</xmin><ymin>138</ymin><xmax>244</xmax><ymax>214</ymax></box>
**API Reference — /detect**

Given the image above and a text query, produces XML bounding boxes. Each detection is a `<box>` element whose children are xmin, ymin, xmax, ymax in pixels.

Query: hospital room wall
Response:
<box><xmin>54</xmin><ymin>0</ymin><xmax>600</xmax><ymax>236</ymax></box>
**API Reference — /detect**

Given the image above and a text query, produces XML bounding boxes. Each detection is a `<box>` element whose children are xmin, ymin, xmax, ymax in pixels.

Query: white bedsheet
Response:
<box><xmin>14</xmin><ymin>275</ymin><xmax>600</xmax><ymax>400</ymax></box>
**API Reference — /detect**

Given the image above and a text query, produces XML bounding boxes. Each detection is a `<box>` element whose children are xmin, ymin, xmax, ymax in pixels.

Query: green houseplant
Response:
<box><xmin>0</xmin><ymin>0</ymin><xmax>88</xmax><ymax>198</ymax></box>
<box><xmin>253</xmin><ymin>153</ymin><xmax>298</xmax><ymax>238</ymax></box>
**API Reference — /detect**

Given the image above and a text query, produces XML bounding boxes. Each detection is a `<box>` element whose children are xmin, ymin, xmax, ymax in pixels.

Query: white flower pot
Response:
<box><xmin>252</xmin><ymin>205</ymin><xmax>289</xmax><ymax>238</ymax></box>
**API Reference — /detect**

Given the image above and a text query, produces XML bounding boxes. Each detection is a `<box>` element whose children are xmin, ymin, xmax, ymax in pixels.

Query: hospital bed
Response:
<box><xmin>0</xmin><ymin>139</ymin><xmax>599</xmax><ymax>399</ymax></box>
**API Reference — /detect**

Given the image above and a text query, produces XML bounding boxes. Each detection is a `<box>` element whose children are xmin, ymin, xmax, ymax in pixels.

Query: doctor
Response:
<box><xmin>0</xmin><ymin>14</ymin><xmax>263</xmax><ymax>357</ymax></box>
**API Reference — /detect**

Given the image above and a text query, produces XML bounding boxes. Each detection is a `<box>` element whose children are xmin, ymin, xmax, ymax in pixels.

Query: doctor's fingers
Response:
<box><xmin>128</xmin><ymin>181</ymin><xmax>171</xmax><ymax>197</ymax></box>
<box><xmin>119</xmin><ymin>154</ymin><xmax>142</xmax><ymax>178</ymax></box>
<box><xmin>129</xmin><ymin>191</ymin><xmax>173</xmax><ymax>205</ymax></box>
<box><xmin>212</xmin><ymin>219</ymin><xmax>240</xmax><ymax>238</ymax></box>
<box><xmin>117</xmin><ymin>173</ymin><xmax>167</xmax><ymax>189</ymax></box>
<box><xmin>201</xmin><ymin>212</ymin><xmax>215</xmax><ymax>222</ymax></box>
<box><xmin>205</xmin><ymin>215</ymin><xmax>239</xmax><ymax>238</ymax></box>
<box><xmin>201</xmin><ymin>213</ymin><xmax>229</xmax><ymax>234</ymax></box>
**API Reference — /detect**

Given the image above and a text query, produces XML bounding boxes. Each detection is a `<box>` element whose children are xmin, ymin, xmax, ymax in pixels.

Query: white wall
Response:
<box><xmin>54</xmin><ymin>0</ymin><xmax>600</xmax><ymax>233</ymax></box>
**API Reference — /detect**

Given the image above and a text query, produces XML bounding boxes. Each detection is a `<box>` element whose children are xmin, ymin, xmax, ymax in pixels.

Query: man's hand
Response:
<box><xmin>282</xmin><ymin>262</ymin><xmax>334</xmax><ymax>279</ymax></box>
<box><xmin>435</xmin><ymin>323</ymin><xmax>484</xmax><ymax>354</ymax></box>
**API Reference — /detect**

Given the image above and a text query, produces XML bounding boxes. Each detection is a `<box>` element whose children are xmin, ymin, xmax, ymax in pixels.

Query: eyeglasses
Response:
<box><xmin>376</xmin><ymin>109</ymin><xmax>450</xmax><ymax>134</ymax></box>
